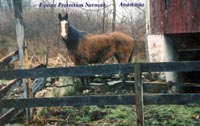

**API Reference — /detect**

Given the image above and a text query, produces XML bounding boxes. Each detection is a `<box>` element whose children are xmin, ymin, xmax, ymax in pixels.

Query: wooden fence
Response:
<box><xmin>0</xmin><ymin>61</ymin><xmax>200</xmax><ymax>126</ymax></box>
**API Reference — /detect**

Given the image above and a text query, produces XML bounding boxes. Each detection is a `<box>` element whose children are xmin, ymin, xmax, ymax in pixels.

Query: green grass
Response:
<box><xmin>60</xmin><ymin>105</ymin><xmax>200</xmax><ymax>126</ymax></box>
<box><xmin>105</xmin><ymin>106</ymin><xmax>137</xmax><ymax>126</ymax></box>
<box><xmin>11</xmin><ymin>104</ymin><xmax>200</xmax><ymax>126</ymax></box>
<box><xmin>145</xmin><ymin>105</ymin><xmax>200</xmax><ymax>126</ymax></box>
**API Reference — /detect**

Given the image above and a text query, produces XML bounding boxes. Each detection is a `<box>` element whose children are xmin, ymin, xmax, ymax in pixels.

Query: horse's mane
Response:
<box><xmin>63</xmin><ymin>25</ymin><xmax>87</xmax><ymax>49</ymax></box>
<box><xmin>64</xmin><ymin>25</ymin><xmax>87</xmax><ymax>45</ymax></box>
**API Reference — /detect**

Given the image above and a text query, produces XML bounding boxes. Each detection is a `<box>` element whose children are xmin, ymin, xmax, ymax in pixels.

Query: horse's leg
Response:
<box><xmin>80</xmin><ymin>77</ymin><xmax>84</xmax><ymax>89</ymax></box>
<box><xmin>86</xmin><ymin>77</ymin><xmax>90</xmax><ymax>89</ymax></box>
<box><xmin>114</xmin><ymin>52</ymin><xmax>132</xmax><ymax>92</ymax></box>
<box><xmin>80</xmin><ymin>77</ymin><xmax>90</xmax><ymax>90</ymax></box>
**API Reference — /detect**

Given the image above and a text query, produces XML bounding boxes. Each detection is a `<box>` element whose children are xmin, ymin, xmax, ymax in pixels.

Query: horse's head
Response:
<box><xmin>58</xmin><ymin>13</ymin><xmax>69</xmax><ymax>39</ymax></box>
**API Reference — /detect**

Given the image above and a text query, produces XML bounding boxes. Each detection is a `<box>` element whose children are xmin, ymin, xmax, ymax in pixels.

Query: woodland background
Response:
<box><xmin>0</xmin><ymin>0</ymin><xmax>146</xmax><ymax>65</ymax></box>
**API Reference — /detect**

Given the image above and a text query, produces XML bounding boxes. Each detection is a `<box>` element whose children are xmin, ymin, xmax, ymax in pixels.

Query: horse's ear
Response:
<box><xmin>58</xmin><ymin>13</ymin><xmax>62</xmax><ymax>20</ymax></box>
<box><xmin>65</xmin><ymin>13</ymin><xmax>68</xmax><ymax>19</ymax></box>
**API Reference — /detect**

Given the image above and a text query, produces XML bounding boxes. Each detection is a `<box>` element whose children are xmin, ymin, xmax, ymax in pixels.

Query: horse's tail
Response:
<box><xmin>128</xmin><ymin>48</ymin><xmax>134</xmax><ymax>63</ymax></box>
<box><xmin>128</xmin><ymin>39</ymin><xmax>134</xmax><ymax>63</ymax></box>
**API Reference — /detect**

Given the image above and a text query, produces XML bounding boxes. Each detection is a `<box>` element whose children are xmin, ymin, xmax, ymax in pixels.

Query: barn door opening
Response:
<box><xmin>167</xmin><ymin>33</ymin><xmax>200</xmax><ymax>92</ymax></box>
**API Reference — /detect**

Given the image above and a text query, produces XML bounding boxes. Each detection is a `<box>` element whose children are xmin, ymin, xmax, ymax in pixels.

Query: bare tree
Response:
<box><xmin>7</xmin><ymin>0</ymin><xmax>12</xmax><ymax>11</ymax></box>
<box><xmin>102</xmin><ymin>0</ymin><xmax>106</xmax><ymax>33</ymax></box>
<box><xmin>112</xmin><ymin>0</ymin><xmax>116</xmax><ymax>32</ymax></box>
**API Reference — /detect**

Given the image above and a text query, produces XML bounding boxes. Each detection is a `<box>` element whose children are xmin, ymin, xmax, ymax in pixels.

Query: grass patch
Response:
<box><xmin>105</xmin><ymin>105</ymin><xmax>137</xmax><ymax>126</ymax></box>
<box><xmin>11</xmin><ymin>104</ymin><xmax>200</xmax><ymax>126</ymax></box>
<box><xmin>145</xmin><ymin>105</ymin><xmax>200</xmax><ymax>126</ymax></box>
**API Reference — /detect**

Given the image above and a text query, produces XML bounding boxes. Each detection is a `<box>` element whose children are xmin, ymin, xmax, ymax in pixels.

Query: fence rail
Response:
<box><xmin>0</xmin><ymin>61</ymin><xmax>200</xmax><ymax>126</ymax></box>
<box><xmin>1</xmin><ymin>93</ymin><xmax>200</xmax><ymax>109</ymax></box>
<box><xmin>0</xmin><ymin>61</ymin><xmax>200</xmax><ymax>79</ymax></box>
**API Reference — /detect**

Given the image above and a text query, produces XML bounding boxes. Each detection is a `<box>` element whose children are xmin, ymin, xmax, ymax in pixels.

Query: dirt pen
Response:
<box><xmin>0</xmin><ymin>61</ymin><xmax>200</xmax><ymax>126</ymax></box>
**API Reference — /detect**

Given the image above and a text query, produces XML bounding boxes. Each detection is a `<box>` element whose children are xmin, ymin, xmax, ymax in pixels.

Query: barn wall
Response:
<box><xmin>149</xmin><ymin>0</ymin><xmax>200</xmax><ymax>34</ymax></box>
<box><xmin>146</xmin><ymin>0</ymin><xmax>200</xmax><ymax>92</ymax></box>
<box><xmin>147</xmin><ymin>35</ymin><xmax>178</xmax><ymax>83</ymax></box>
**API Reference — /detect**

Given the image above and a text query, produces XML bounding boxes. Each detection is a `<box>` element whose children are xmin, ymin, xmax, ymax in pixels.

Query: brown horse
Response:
<box><xmin>58</xmin><ymin>13</ymin><xmax>134</xmax><ymax>65</ymax></box>
<box><xmin>58</xmin><ymin>13</ymin><xmax>134</xmax><ymax>90</ymax></box>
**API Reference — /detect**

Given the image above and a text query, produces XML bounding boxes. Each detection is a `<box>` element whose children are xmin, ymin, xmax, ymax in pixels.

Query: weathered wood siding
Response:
<box><xmin>149</xmin><ymin>0</ymin><xmax>200</xmax><ymax>34</ymax></box>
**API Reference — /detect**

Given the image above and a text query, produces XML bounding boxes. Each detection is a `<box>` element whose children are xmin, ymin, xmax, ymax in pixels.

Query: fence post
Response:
<box><xmin>134</xmin><ymin>63</ymin><xmax>144</xmax><ymax>126</ymax></box>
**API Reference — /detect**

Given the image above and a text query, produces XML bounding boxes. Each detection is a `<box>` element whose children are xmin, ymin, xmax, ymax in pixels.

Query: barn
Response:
<box><xmin>146</xmin><ymin>0</ymin><xmax>200</xmax><ymax>91</ymax></box>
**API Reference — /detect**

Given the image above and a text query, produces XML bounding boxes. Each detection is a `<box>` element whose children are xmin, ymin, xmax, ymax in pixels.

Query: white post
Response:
<box><xmin>13</xmin><ymin>0</ymin><xmax>31</xmax><ymax>124</ymax></box>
